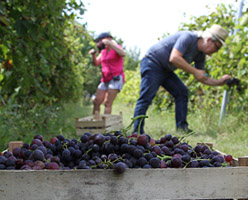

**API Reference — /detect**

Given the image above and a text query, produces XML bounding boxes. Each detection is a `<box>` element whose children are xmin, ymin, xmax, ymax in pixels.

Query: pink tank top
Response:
<box><xmin>100</xmin><ymin>45</ymin><xmax>125</xmax><ymax>83</ymax></box>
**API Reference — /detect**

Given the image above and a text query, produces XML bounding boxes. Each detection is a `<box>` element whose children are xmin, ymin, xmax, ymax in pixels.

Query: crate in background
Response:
<box><xmin>8</xmin><ymin>141</ymin><xmax>23</xmax><ymax>152</ymax></box>
<box><xmin>75</xmin><ymin>112</ymin><xmax>123</xmax><ymax>135</ymax></box>
<box><xmin>238</xmin><ymin>156</ymin><xmax>248</xmax><ymax>166</ymax></box>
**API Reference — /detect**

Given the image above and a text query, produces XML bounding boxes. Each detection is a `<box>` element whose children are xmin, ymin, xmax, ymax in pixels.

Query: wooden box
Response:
<box><xmin>239</xmin><ymin>156</ymin><xmax>248</xmax><ymax>166</ymax></box>
<box><xmin>8</xmin><ymin>141</ymin><xmax>23</xmax><ymax>152</ymax></box>
<box><xmin>0</xmin><ymin>168</ymin><xmax>248</xmax><ymax>199</ymax></box>
<box><xmin>75</xmin><ymin>112</ymin><xmax>123</xmax><ymax>135</ymax></box>
<box><xmin>1</xmin><ymin>141</ymin><xmax>247</xmax><ymax>199</ymax></box>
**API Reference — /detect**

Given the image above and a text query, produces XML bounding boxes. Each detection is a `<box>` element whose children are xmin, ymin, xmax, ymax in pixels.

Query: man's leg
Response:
<box><xmin>161</xmin><ymin>72</ymin><xmax>189</xmax><ymax>130</ymax></box>
<box><xmin>133</xmin><ymin>59</ymin><xmax>164</xmax><ymax>134</ymax></box>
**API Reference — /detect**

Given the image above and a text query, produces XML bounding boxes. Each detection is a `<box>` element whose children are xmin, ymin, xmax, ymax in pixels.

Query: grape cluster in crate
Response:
<box><xmin>0</xmin><ymin>130</ymin><xmax>233</xmax><ymax>173</ymax></box>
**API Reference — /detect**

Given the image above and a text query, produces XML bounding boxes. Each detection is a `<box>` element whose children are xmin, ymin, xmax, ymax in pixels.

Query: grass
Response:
<box><xmin>1</xmin><ymin>99</ymin><xmax>247</xmax><ymax>159</ymax></box>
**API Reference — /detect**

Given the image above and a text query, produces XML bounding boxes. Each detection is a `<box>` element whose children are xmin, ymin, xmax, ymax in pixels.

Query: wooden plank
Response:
<box><xmin>76</xmin><ymin>127</ymin><xmax>106</xmax><ymax>135</ymax></box>
<box><xmin>104</xmin><ymin>115</ymin><xmax>122</xmax><ymax>127</ymax></box>
<box><xmin>0</xmin><ymin>168</ymin><xmax>247</xmax><ymax>199</ymax></box>
<box><xmin>76</xmin><ymin>120</ymin><xmax>105</xmax><ymax>128</ymax></box>
<box><xmin>105</xmin><ymin>122</ymin><xmax>123</xmax><ymax>131</ymax></box>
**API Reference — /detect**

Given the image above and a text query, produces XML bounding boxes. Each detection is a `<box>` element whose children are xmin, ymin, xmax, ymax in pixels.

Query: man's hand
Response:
<box><xmin>200</xmin><ymin>74</ymin><xmax>232</xmax><ymax>86</ymax></box>
<box><xmin>218</xmin><ymin>75</ymin><xmax>232</xmax><ymax>85</ymax></box>
<box><xmin>193</xmin><ymin>69</ymin><xmax>208</xmax><ymax>82</ymax></box>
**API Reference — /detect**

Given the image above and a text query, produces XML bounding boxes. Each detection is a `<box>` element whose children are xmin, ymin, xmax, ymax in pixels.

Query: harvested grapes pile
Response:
<box><xmin>0</xmin><ymin>130</ymin><xmax>233</xmax><ymax>173</ymax></box>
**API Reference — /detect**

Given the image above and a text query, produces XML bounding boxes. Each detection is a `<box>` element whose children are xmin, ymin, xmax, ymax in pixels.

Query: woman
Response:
<box><xmin>89</xmin><ymin>32</ymin><xmax>125</xmax><ymax>114</ymax></box>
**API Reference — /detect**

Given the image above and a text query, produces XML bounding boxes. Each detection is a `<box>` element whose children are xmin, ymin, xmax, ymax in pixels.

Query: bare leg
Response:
<box><xmin>93</xmin><ymin>89</ymin><xmax>106</xmax><ymax>114</ymax></box>
<box><xmin>104</xmin><ymin>89</ymin><xmax>119</xmax><ymax>114</ymax></box>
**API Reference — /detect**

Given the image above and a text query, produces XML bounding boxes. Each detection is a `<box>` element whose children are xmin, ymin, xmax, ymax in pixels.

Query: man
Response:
<box><xmin>133</xmin><ymin>24</ymin><xmax>231</xmax><ymax>134</ymax></box>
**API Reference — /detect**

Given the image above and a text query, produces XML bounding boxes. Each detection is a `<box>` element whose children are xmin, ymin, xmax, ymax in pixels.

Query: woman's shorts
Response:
<box><xmin>97</xmin><ymin>75</ymin><xmax>124</xmax><ymax>91</ymax></box>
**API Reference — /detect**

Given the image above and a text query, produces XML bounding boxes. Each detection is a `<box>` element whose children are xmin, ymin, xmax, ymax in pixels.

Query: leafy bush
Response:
<box><xmin>0</xmin><ymin>0</ymin><xmax>86</xmax><ymax>106</ymax></box>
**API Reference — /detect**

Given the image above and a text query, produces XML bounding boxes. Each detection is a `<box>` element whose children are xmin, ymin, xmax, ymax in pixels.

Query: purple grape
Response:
<box><xmin>137</xmin><ymin>157</ymin><xmax>147</xmax><ymax>167</ymax></box>
<box><xmin>114</xmin><ymin>162</ymin><xmax>127</xmax><ymax>174</ymax></box>
<box><xmin>193</xmin><ymin>145</ymin><xmax>202</xmax><ymax>153</ymax></box>
<box><xmin>181</xmin><ymin>154</ymin><xmax>191</xmax><ymax>163</ymax></box>
<box><xmin>32</xmin><ymin>149</ymin><xmax>45</xmax><ymax>161</ymax></box>
<box><xmin>165</xmin><ymin>141</ymin><xmax>174</xmax><ymax>148</ymax></box>
<box><xmin>199</xmin><ymin>160</ymin><xmax>210</xmax><ymax>167</ymax></box>
<box><xmin>149</xmin><ymin>157</ymin><xmax>161</xmax><ymax>168</ymax></box>
<box><xmin>164</xmin><ymin>134</ymin><xmax>172</xmax><ymax>141</ymax></box>
<box><xmin>171</xmin><ymin>157</ymin><xmax>182</xmax><ymax>168</ymax></box>
<box><xmin>0</xmin><ymin>164</ymin><xmax>6</xmax><ymax>170</ymax></box>
<box><xmin>133</xmin><ymin>148</ymin><xmax>143</xmax><ymax>159</ymax></box>
<box><xmin>143</xmin><ymin>164</ymin><xmax>152</xmax><ymax>168</ymax></box>
<box><xmin>0</xmin><ymin>156</ymin><xmax>7</xmax><ymax>164</ymax></box>
<box><xmin>171</xmin><ymin>136</ymin><xmax>179</xmax><ymax>144</ymax></box>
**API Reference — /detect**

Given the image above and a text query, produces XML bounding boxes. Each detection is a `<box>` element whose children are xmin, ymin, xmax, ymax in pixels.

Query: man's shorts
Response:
<box><xmin>97</xmin><ymin>75</ymin><xmax>124</xmax><ymax>91</ymax></box>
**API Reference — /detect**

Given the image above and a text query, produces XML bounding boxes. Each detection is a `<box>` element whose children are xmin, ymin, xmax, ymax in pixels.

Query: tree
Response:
<box><xmin>0</xmin><ymin>0</ymin><xmax>86</xmax><ymax>106</ymax></box>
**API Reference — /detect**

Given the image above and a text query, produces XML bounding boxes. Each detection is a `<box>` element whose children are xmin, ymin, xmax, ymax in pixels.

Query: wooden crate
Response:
<box><xmin>239</xmin><ymin>156</ymin><xmax>248</xmax><ymax>166</ymax></box>
<box><xmin>75</xmin><ymin>112</ymin><xmax>123</xmax><ymax>135</ymax></box>
<box><xmin>8</xmin><ymin>141</ymin><xmax>23</xmax><ymax>152</ymax></box>
<box><xmin>1</xmin><ymin>141</ymin><xmax>247</xmax><ymax>199</ymax></box>
<box><xmin>0</xmin><ymin>168</ymin><xmax>248</xmax><ymax>199</ymax></box>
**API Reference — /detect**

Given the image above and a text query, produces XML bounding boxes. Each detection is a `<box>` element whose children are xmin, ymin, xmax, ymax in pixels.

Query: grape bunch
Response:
<box><xmin>0</xmin><ymin>131</ymin><xmax>233</xmax><ymax>173</ymax></box>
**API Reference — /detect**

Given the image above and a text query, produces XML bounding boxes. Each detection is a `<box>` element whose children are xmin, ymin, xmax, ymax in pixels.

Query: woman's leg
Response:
<box><xmin>104</xmin><ymin>89</ymin><xmax>119</xmax><ymax>114</ymax></box>
<box><xmin>93</xmin><ymin>89</ymin><xmax>106</xmax><ymax>114</ymax></box>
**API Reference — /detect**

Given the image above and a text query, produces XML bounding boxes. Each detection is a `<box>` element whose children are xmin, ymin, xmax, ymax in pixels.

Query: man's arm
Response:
<box><xmin>169</xmin><ymin>48</ymin><xmax>207</xmax><ymax>82</ymax></box>
<box><xmin>169</xmin><ymin>48</ymin><xmax>231</xmax><ymax>86</ymax></box>
<box><xmin>201</xmin><ymin>75</ymin><xmax>231</xmax><ymax>86</ymax></box>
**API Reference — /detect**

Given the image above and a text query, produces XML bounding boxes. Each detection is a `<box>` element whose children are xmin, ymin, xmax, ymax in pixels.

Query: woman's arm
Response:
<box><xmin>89</xmin><ymin>49</ymin><xmax>102</xmax><ymax>66</ymax></box>
<box><xmin>102</xmin><ymin>39</ymin><xmax>126</xmax><ymax>57</ymax></box>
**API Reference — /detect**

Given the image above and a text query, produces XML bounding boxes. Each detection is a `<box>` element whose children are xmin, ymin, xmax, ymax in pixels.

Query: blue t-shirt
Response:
<box><xmin>146</xmin><ymin>31</ymin><xmax>205</xmax><ymax>71</ymax></box>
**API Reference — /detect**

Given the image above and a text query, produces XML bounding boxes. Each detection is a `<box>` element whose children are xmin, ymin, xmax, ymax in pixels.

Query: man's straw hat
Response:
<box><xmin>207</xmin><ymin>24</ymin><xmax>228</xmax><ymax>45</ymax></box>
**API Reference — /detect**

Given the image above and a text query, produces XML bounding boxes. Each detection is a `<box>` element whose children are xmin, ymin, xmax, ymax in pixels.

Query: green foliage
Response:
<box><xmin>116</xmin><ymin>68</ymin><xmax>141</xmax><ymax>105</ymax></box>
<box><xmin>76</xmin><ymin>24</ymin><xmax>102</xmax><ymax>97</ymax></box>
<box><xmin>123</xmin><ymin>47</ymin><xmax>141</xmax><ymax>71</ymax></box>
<box><xmin>0</xmin><ymin>99</ymin><xmax>92</xmax><ymax>151</ymax></box>
<box><xmin>0</xmin><ymin>0</ymin><xmax>86</xmax><ymax>106</ymax></box>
